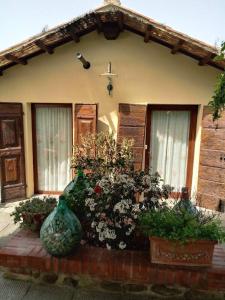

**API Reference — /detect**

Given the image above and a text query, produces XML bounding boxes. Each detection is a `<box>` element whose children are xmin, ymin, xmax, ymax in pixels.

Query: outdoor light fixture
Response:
<box><xmin>101</xmin><ymin>62</ymin><xmax>117</xmax><ymax>96</ymax></box>
<box><xmin>76</xmin><ymin>52</ymin><xmax>91</xmax><ymax>69</ymax></box>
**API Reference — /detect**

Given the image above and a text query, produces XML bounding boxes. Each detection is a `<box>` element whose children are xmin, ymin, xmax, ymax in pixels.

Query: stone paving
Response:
<box><xmin>0</xmin><ymin>200</ymin><xmax>20</xmax><ymax>248</ymax></box>
<box><xmin>1</xmin><ymin>270</ymin><xmax>225</xmax><ymax>300</ymax></box>
<box><xmin>0</xmin><ymin>271</ymin><xmax>145</xmax><ymax>300</ymax></box>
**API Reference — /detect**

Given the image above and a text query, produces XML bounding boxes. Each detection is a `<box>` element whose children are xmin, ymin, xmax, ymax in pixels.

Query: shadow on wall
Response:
<box><xmin>98</xmin><ymin>112</ymin><xmax>117</xmax><ymax>134</ymax></box>
<box><xmin>98</xmin><ymin>120</ymin><xmax>109</xmax><ymax>132</ymax></box>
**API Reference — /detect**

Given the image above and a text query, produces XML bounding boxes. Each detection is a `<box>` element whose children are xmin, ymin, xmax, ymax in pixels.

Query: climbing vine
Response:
<box><xmin>209</xmin><ymin>42</ymin><xmax>225</xmax><ymax>121</ymax></box>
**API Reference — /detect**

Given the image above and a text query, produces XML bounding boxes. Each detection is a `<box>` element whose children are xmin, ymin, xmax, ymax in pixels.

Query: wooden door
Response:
<box><xmin>74</xmin><ymin>104</ymin><xmax>97</xmax><ymax>145</ymax></box>
<box><xmin>0</xmin><ymin>103</ymin><xmax>26</xmax><ymax>202</ymax></box>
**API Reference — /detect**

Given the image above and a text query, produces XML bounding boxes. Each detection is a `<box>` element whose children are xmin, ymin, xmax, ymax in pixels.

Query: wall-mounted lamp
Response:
<box><xmin>76</xmin><ymin>52</ymin><xmax>91</xmax><ymax>69</ymax></box>
<box><xmin>101</xmin><ymin>62</ymin><xmax>117</xmax><ymax>95</ymax></box>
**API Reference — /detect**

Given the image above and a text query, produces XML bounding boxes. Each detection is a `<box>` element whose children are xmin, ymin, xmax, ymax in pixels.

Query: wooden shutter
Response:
<box><xmin>118</xmin><ymin>104</ymin><xmax>147</xmax><ymax>170</ymax></box>
<box><xmin>74</xmin><ymin>104</ymin><xmax>97</xmax><ymax>145</ymax></box>
<box><xmin>197</xmin><ymin>106</ymin><xmax>225</xmax><ymax>210</ymax></box>
<box><xmin>0</xmin><ymin>103</ymin><xmax>26</xmax><ymax>202</ymax></box>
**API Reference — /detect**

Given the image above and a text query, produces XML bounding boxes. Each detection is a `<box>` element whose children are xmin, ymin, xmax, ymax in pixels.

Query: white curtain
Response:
<box><xmin>150</xmin><ymin>110</ymin><xmax>190</xmax><ymax>191</ymax></box>
<box><xmin>36</xmin><ymin>106</ymin><xmax>72</xmax><ymax>191</ymax></box>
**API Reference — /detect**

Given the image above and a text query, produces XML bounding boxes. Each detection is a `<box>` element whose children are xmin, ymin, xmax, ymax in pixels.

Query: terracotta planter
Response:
<box><xmin>149</xmin><ymin>236</ymin><xmax>216</xmax><ymax>267</ymax></box>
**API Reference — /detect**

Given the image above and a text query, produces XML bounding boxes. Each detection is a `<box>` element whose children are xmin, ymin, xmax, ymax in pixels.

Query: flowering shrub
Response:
<box><xmin>68</xmin><ymin>131</ymin><xmax>173</xmax><ymax>250</ymax></box>
<box><xmin>71</xmin><ymin>132</ymin><xmax>134</xmax><ymax>176</ymax></box>
<box><xmin>84</xmin><ymin>171</ymin><xmax>172</xmax><ymax>250</ymax></box>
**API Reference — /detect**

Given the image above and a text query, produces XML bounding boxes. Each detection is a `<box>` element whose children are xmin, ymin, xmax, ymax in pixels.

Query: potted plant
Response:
<box><xmin>138</xmin><ymin>200</ymin><xmax>225</xmax><ymax>267</ymax></box>
<box><xmin>11</xmin><ymin>196</ymin><xmax>57</xmax><ymax>232</ymax></box>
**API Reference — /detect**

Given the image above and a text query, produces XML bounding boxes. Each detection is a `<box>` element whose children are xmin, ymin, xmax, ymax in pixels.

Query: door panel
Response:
<box><xmin>3</xmin><ymin>157</ymin><xmax>20</xmax><ymax>183</ymax></box>
<box><xmin>1</xmin><ymin>119</ymin><xmax>18</xmax><ymax>147</ymax></box>
<box><xmin>118</xmin><ymin>104</ymin><xmax>147</xmax><ymax>171</ymax></box>
<box><xmin>0</xmin><ymin>103</ymin><xmax>26</xmax><ymax>202</ymax></box>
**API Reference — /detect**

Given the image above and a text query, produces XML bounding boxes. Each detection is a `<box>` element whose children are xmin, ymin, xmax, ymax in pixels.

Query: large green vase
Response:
<box><xmin>40</xmin><ymin>195</ymin><xmax>82</xmax><ymax>257</ymax></box>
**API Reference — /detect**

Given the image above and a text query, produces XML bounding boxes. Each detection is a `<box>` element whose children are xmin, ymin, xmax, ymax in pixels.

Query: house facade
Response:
<box><xmin>0</xmin><ymin>1</ymin><xmax>224</xmax><ymax>209</ymax></box>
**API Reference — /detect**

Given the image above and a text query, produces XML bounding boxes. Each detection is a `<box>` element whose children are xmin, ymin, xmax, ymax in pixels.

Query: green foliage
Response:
<box><xmin>209</xmin><ymin>41</ymin><xmax>225</xmax><ymax>121</ymax></box>
<box><xmin>138</xmin><ymin>201</ymin><xmax>225</xmax><ymax>243</ymax></box>
<box><xmin>71</xmin><ymin>132</ymin><xmax>134</xmax><ymax>175</ymax></box>
<box><xmin>209</xmin><ymin>72</ymin><xmax>225</xmax><ymax>121</ymax></box>
<box><xmin>63</xmin><ymin>169</ymin><xmax>89</xmax><ymax>221</ymax></box>
<box><xmin>10</xmin><ymin>197</ymin><xmax>57</xmax><ymax>231</ymax></box>
<box><xmin>214</xmin><ymin>41</ymin><xmax>225</xmax><ymax>62</ymax></box>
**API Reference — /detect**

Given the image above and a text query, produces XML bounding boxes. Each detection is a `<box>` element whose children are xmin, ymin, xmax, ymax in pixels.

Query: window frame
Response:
<box><xmin>145</xmin><ymin>105</ymin><xmax>198</xmax><ymax>193</ymax></box>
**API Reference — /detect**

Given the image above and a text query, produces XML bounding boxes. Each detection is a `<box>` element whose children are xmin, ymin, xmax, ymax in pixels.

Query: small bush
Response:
<box><xmin>10</xmin><ymin>197</ymin><xmax>57</xmax><ymax>231</ymax></box>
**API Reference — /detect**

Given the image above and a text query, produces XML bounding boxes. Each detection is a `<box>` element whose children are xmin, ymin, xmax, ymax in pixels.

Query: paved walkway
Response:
<box><xmin>0</xmin><ymin>271</ymin><xmax>149</xmax><ymax>300</ymax></box>
<box><xmin>0</xmin><ymin>201</ymin><xmax>21</xmax><ymax>248</ymax></box>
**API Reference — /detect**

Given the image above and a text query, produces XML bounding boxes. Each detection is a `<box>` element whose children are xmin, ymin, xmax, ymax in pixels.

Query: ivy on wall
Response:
<box><xmin>209</xmin><ymin>42</ymin><xmax>225</xmax><ymax>121</ymax></box>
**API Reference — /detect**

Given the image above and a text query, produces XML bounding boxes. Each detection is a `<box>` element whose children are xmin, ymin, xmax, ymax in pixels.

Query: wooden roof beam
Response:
<box><xmin>117</xmin><ymin>12</ymin><xmax>124</xmax><ymax>31</ymax></box>
<box><xmin>171</xmin><ymin>40</ymin><xmax>184</xmax><ymax>54</ymax></box>
<box><xmin>95</xmin><ymin>14</ymin><xmax>103</xmax><ymax>33</ymax></box>
<box><xmin>199</xmin><ymin>53</ymin><xmax>214</xmax><ymax>66</ymax></box>
<box><xmin>34</xmin><ymin>40</ymin><xmax>54</xmax><ymax>54</ymax></box>
<box><xmin>67</xmin><ymin>25</ymin><xmax>80</xmax><ymax>43</ymax></box>
<box><xmin>4</xmin><ymin>53</ymin><xmax>27</xmax><ymax>65</ymax></box>
<box><xmin>144</xmin><ymin>24</ymin><xmax>154</xmax><ymax>43</ymax></box>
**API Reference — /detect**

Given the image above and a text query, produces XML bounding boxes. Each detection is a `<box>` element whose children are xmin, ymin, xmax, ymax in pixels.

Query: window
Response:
<box><xmin>146</xmin><ymin>105</ymin><xmax>197</xmax><ymax>192</ymax></box>
<box><xmin>32</xmin><ymin>104</ymin><xmax>72</xmax><ymax>193</ymax></box>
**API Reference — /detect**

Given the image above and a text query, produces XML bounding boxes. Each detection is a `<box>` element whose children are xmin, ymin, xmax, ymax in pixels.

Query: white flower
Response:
<box><xmin>131</xmin><ymin>204</ymin><xmax>141</xmax><ymax>218</ymax></box>
<box><xmin>85</xmin><ymin>198</ymin><xmax>95</xmax><ymax>206</ymax></box>
<box><xmin>142</xmin><ymin>175</ymin><xmax>152</xmax><ymax>187</ymax></box>
<box><xmin>113</xmin><ymin>199</ymin><xmax>130</xmax><ymax>214</ymax></box>
<box><xmin>98</xmin><ymin>221</ymin><xmax>105</xmax><ymax>229</ymax></box>
<box><xmin>105</xmin><ymin>228</ymin><xmax>116</xmax><ymax>240</ymax></box>
<box><xmin>91</xmin><ymin>221</ymin><xmax>97</xmax><ymax>228</ymax></box>
<box><xmin>99</xmin><ymin>232</ymin><xmax>105</xmax><ymax>241</ymax></box>
<box><xmin>118</xmin><ymin>241</ymin><xmax>126</xmax><ymax>249</ymax></box>
<box><xmin>106</xmin><ymin>243</ymin><xmax>111</xmax><ymax>250</ymax></box>
<box><xmin>115</xmin><ymin>222</ymin><xmax>122</xmax><ymax>228</ymax></box>
<box><xmin>87</xmin><ymin>187</ymin><xmax>94</xmax><ymax>195</ymax></box>
<box><xmin>125</xmin><ymin>225</ymin><xmax>135</xmax><ymax>236</ymax></box>
<box><xmin>89</xmin><ymin>204</ymin><xmax>96</xmax><ymax>211</ymax></box>
<box><xmin>85</xmin><ymin>198</ymin><xmax>97</xmax><ymax>211</ymax></box>
<box><xmin>96</xmin><ymin>221</ymin><xmax>105</xmax><ymax>232</ymax></box>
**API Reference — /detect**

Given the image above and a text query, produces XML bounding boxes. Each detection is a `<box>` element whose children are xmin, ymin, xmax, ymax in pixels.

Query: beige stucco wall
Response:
<box><xmin>0</xmin><ymin>31</ymin><xmax>220</xmax><ymax>197</ymax></box>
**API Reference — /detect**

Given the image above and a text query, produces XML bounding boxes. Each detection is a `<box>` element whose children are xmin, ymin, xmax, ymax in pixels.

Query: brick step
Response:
<box><xmin>0</xmin><ymin>230</ymin><xmax>225</xmax><ymax>291</ymax></box>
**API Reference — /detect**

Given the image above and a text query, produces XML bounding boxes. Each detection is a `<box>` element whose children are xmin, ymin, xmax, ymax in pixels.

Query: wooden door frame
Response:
<box><xmin>31</xmin><ymin>103</ymin><xmax>73</xmax><ymax>194</ymax></box>
<box><xmin>145</xmin><ymin>104</ymin><xmax>198</xmax><ymax>193</ymax></box>
<box><xmin>0</xmin><ymin>102</ymin><xmax>26</xmax><ymax>202</ymax></box>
